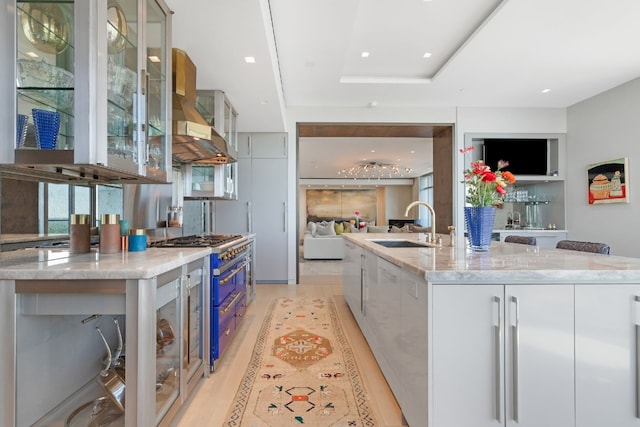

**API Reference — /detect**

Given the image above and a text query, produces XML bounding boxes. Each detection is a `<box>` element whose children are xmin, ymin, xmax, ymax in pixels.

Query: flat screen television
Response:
<box><xmin>482</xmin><ymin>138</ymin><xmax>548</xmax><ymax>176</ymax></box>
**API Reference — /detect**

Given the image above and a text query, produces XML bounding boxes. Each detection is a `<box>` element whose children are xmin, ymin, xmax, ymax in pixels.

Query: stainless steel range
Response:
<box><xmin>151</xmin><ymin>234</ymin><xmax>255</xmax><ymax>371</ymax></box>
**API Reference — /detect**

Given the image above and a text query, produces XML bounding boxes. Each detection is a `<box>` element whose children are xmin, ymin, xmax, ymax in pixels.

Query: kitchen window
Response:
<box><xmin>40</xmin><ymin>183</ymin><xmax>122</xmax><ymax>233</ymax></box>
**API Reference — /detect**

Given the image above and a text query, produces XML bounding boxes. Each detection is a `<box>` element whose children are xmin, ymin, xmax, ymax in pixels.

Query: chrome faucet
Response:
<box><xmin>404</xmin><ymin>201</ymin><xmax>436</xmax><ymax>243</ymax></box>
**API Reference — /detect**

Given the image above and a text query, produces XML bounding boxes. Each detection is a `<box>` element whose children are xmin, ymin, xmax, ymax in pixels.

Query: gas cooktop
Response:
<box><xmin>151</xmin><ymin>234</ymin><xmax>243</xmax><ymax>248</ymax></box>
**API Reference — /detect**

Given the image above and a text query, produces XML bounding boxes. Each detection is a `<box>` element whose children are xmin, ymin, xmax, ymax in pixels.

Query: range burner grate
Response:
<box><xmin>151</xmin><ymin>234</ymin><xmax>242</xmax><ymax>248</ymax></box>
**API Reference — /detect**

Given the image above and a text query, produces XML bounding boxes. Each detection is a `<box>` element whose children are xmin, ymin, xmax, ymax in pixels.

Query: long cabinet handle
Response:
<box><xmin>360</xmin><ymin>254</ymin><xmax>365</xmax><ymax>314</ymax></box>
<box><xmin>635</xmin><ymin>296</ymin><xmax>640</xmax><ymax>418</ymax></box>
<box><xmin>494</xmin><ymin>296</ymin><xmax>502</xmax><ymax>422</ymax></box>
<box><xmin>511</xmin><ymin>296</ymin><xmax>520</xmax><ymax>422</ymax></box>
<box><xmin>283</xmin><ymin>202</ymin><xmax>287</xmax><ymax>232</ymax></box>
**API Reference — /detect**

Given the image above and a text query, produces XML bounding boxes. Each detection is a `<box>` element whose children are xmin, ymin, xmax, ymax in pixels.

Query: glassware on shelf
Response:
<box><xmin>108</xmin><ymin>60</ymin><xmax>137</xmax><ymax>109</ymax></box>
<box><xmin>32</xmin><ymin>108</ymin><xmax>61</xmax><ymax>149</ymax></box>
<box><xmin>17</xmin><ymin>59</ymin><xmax>74</xmax><ymax>111</ymax></box>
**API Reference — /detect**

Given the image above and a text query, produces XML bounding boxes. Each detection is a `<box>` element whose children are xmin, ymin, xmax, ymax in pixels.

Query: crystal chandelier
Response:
<box><xmin>338</xmin><ymin>161</ymin><xmax>412</xmax><ymax>180</ymax></box>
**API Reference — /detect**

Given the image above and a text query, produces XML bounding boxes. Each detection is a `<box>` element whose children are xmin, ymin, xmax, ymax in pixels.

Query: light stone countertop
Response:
<box><xmin>343</xmin><ymin>233</ymin><xmax>640</xmax><ymax>284</ymax></box>
<box><xmin>0</xmin><ymin>247</ymin><xmax>212</xmax><ymax>280</ymax></box>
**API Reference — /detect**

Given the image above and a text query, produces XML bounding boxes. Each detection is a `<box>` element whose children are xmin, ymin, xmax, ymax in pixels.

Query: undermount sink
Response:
<box><xmin>368</xmin><ymin>239</ymin><xmax>436</xmax><ymax>248</ymax></box>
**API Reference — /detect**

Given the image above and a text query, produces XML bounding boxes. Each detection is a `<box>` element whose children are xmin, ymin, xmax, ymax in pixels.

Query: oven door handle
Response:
<box><xmin>219</xmin><ymin>260</ymin><xmax>249</xmax><ymax>285</ymax></box>
<box><xmin>219</xmin><ymin>292</ymin><xmax>242</xmax><ymax>315</ymax></box>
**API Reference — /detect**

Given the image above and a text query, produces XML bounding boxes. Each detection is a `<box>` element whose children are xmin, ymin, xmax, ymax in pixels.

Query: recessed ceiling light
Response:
<box><xmin>423</xmin><ymin>52</ymin><xmax>432</xmax><ymax>58</ymax></box>
<box><xmin>148</xmin><ymin>55</ymin><xmax>161</xmax><ymax>63</ymax></box>
<box><xmin>244</xmin><ymin>56</ymin><xmax>256</xmax><ymax>63</ymax></box>
<box><xmin>361</xmin><ymin>52</ymin><xmax>370</xmax><ymax>58</ymax></box>
<box><xmin>260</xmin><ymin>100</ymin><xmax>269</xmax><ymax>105</ymax></box>
<box><xmin>26</xmin><ymin>51</ymin><xmax>38</xmax><ymax>58</ymax></box>
<box><xmin>370</xmin><ymin>150</ymin><xmax>376</xmax><ymax>153</ymax></box>
<box><xmin>410</xmin><ymin>150</ymin><xmax>415</xmax><ymax>154</ymax></box>
<box><xmin>541</xmin><ymin>88</ymin><xmax>551</xmax><ymax>93</ymax></box>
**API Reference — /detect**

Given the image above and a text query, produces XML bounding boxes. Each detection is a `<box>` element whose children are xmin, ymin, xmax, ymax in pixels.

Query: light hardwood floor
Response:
<box><xmin>170</xmin><ymin>259</ymin><xmax>405</xmax><ymax>426</ymax></box>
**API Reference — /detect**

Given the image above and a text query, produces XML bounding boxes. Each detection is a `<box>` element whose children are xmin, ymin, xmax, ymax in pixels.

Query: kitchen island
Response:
<box><xmin>0</xmin><ymin>247</ymin><xmax>211</xmax><ymax>427</ymax></box>
<box><xmin>343</xmin><ymin>233</ymin><xmax>640</xmax><ymax>427</ymax></box>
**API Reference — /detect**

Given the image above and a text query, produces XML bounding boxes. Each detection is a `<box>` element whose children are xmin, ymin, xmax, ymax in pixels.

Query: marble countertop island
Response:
<box><xmin>343</xmin><ymin>232</ymin><xmax>640</xmax><ymax>284</ymax></box>
<box><xmin>0</xmin><ymin>247</ymin><xmax>212</xmax><ymax>280</ymax></box>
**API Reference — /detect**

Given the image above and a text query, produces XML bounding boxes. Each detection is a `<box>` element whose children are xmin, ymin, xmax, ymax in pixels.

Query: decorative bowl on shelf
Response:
<box><xmin>107</xmin><ymin>2</ymin><xmax>128</xmax><ymax>54</ymax></box>
<box><xmin>32</xmin><ymin>109</ymin><xmax>61</xmax><ymax>149</ymax></box>
<box><xmin>20</xmin><ymin>3</ymin><xmax>70</xmax><ymax>55</ymax></box>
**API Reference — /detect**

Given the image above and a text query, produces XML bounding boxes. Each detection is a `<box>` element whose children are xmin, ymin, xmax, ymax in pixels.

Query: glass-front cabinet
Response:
<box><xmin>2</xmin><ymin>0</ymin><xmax>171</xmax><ymax>184</ymax></box>
<box><xmin>182</xmin><ymin>90</ymin><xmax>238</xmax><ymax>200</ymax></box>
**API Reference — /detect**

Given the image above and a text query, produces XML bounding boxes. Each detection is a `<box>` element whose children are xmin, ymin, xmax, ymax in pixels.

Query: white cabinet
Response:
<box><xmin>575</xmin><ymin>285</ymin><xmax>640</xmax><ymax>427</ymax></box>
<box><xmin>432</xmin><ymin>284</ymin><xmax>574</xmax><ymax>427</ymax></box>
<box><xmin>214</xmin><ymin>132</ymin><xmax>288</xmax><ymax>283</ymax></box>
<box><xmin>342</xmin><ymin>243</ymin><xmax>428</xmax><ymax>427</ymax></box>
<box><xmin>342</xmin><ymin>241</ymin><xmax>364</xmax><ymax>321</ymax></box>
<box><xmin>238</xmin><ymin>132</ymin><xmax>287</xmax><ymax>158</ymax></box>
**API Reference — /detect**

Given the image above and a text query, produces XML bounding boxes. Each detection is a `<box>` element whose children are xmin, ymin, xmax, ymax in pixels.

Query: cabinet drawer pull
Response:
<box><xmin>511</xmin><ymin>296</ymin><xmax>520</xmax><ymax>422</ymax></box>
<box><xmin>494</xmin><ymin>296</ymin><xmax>502</xmax><ymax>422</ymax></box>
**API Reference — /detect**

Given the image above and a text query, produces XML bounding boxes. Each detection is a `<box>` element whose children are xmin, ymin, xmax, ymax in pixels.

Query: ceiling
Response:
<box><xmin>165</xmin><ymin>0</ymin><xmax>640</xmax><ymax>180</ymax></box>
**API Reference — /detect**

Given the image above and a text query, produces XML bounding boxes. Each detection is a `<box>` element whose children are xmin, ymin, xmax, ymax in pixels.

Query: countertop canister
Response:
<box><xmin>100</xmin><ymin>213</ymin><xmax>121</xmax><ymax>254</ymax></box>
<box><xmin>70</xmin><ymin>214</ymin><xmax>90</xmax><ymax>253</ymax></box>
<box><xmin>128</xmin><ymin>228</ymin><xmax>147</xmax><ymax>252</ymax></box>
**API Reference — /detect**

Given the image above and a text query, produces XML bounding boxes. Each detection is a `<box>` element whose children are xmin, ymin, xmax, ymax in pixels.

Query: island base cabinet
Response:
<box><xmin>575</xmin><ymin>284</ymin><xmax>640</xmax><ymax>427</ymax></box>
<box><xmin>431</xmin><ymin>284</ymin><xmax>574</xmax><ymax>427</ymax></box>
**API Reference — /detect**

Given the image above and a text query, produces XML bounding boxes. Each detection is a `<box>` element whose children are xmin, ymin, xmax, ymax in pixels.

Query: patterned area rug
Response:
<box><xmin>223</xmin><ymin>296</ymin><xmax>377</xmax><ymax>426</ymax></box>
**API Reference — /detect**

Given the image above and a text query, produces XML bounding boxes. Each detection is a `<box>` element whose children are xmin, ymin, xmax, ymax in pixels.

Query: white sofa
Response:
<box><xmin>303</xmin><ymin>221</ymin><xmax>347</xmax><ymax>260</ymax></box>
<box><xmin>303</xmin><ymin>234</ymin><xmax>345</xmax><ymax>259</ymax></box>
<box><xmin>302</xmin><ymin>220</ymin><xmax>392</xmax><ymax>259</ymax></box>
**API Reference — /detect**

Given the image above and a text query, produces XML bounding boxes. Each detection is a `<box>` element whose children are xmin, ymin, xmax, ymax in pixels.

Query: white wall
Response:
<box><xmin>287</xmin><ymin>106</ymin><xmax>569</xmax><ymax>281</ymax></box>
<box><xmin>384</xmin><ymin>186</ymin><xmax>414</xmax><ymax>222</ymax></box>
<box><xmin>454</xmin><ymin>107</ymin><xmax>568</xmax><ymax>246</ymax></box>
<box><xmin>566</xmin><ymin>77</ymin><xmax>640</xmax><ymax>257</ymax></box>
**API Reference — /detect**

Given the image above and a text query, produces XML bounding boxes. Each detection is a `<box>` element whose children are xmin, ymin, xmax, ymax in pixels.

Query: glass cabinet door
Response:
<box><xmin>16</xmin><ymin>0</ymin><xmax>75</xmax><ymax>150</ymax></box>
<box><xmin>106</xmin><ymin>0</ymin><xmax>138</xmax><ymax>165</ymax></box>
<box><xmin>145</xmin><ymin>0</ymin><xmax>169</xmax><ymax>179</ymax></box>
<box><xmin>185</xmin><ymin>265</ymin><xmax>205</xmax><ymax>383</ymax></box>
<box><xmin>156</xmin><ymin>278</ymin><xmax>181</xmax><ymax>424</ymax></box>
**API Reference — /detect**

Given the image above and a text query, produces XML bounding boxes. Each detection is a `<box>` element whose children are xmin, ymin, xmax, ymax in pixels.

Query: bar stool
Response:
<box><xmin>556</xmin><ymin>239</ymin><xmax>610</xmax><ymax>255</ymax></box>
<box><xmin>504</xmin><ymin>235</ymin><xmax>537</xmax><ymax>246</ymax></box>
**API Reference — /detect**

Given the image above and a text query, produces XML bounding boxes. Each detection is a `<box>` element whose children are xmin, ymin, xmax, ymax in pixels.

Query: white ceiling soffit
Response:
<box><xmin>166</xmin><ymin>0</ymin><xmax>640</xmax><ymax>130</ymax></box>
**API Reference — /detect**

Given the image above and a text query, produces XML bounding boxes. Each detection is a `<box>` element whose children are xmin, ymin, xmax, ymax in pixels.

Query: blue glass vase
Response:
<box><xmin>464</xmin><ymin>206</ymin><xmax>496</xmax><ymax>251</ymax></box>
<box><xmin>16</xmin><ymin>114</ymin><xmax>28</xmax><ymax>148</ymax></box>
<box><xmin>32</xmin><ymin>108</ymin><xmax>60</xmax><ymax>149</ymax></box>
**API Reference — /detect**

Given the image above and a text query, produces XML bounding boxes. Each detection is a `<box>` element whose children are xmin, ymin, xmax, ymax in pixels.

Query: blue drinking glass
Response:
<box><xmin>16</xmin><ymin>114</ymin><xmax>28</xmax><ymax>148</ymax></box>
<box><xmin>32</xmin><ymin>108</ymin><xmax>61</xmax><ymax>149</ymax></box>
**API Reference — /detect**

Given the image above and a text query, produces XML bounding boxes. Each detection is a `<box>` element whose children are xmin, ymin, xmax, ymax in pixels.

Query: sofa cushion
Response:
<box><xmin>390</xmin><ymin>224</ymin><xmax>411</xmax><ymax>233</ymax></box>
<box><xmin>368</xmin><ymin>225</ymin><xmax>389</xmax><ymax>233</ymax></box>
<box><xmin>306</xmin><ymin>221</ymin><xmax>317</xmax><ymax>235</ymax></box>
<box><xmin>316</xmin><ymin>220</ymin><xmax>336</xmax><ymax>236</ymax></box>
<box><xmin>334</xmin><ymin>221</ymin><xmax>344</xmax><ymax>235</ymax></box>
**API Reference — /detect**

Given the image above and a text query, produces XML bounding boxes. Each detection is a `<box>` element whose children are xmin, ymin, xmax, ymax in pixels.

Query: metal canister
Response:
<box><xmin>100</xmin><ymin>214</ymin><xmax>121</xmax><ymax>254</ymax></box>
<box><xmin>70</xmin><ymin>214</ymin><xmax>90</xmax><ymax>253</ymax></box>
<box><xmin>128</xmin><ymin>228</ymin><xmax>147</xmax><ymax>252</ymax></box>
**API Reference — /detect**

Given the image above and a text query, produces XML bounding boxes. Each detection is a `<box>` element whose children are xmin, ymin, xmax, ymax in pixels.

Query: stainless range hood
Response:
<box><xmin>172</xmin><ymin>48</ymin><xmax>233</xmax><ymax>163</ymax></box>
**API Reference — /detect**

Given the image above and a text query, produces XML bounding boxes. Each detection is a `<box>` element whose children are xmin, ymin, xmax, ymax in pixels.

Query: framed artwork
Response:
<box><xmin>587</xmin><ymin>157</ymin><xmax>629</xmax><ymax>204</ymax></box>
